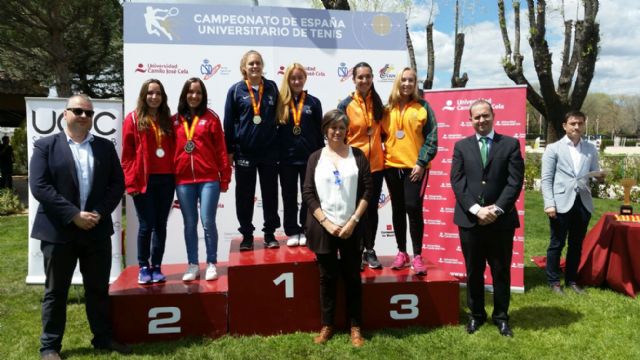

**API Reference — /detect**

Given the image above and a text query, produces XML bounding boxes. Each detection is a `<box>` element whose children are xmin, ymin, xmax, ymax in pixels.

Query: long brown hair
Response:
<box><xmin>277</xmin><ymin>63</ymin><xmax>307</xmax><ymax>125</ymax></box>
<box><xmin>135</xmin><ymin>79</ymin><xmax>172</xmax><ymax>135</ymax></box>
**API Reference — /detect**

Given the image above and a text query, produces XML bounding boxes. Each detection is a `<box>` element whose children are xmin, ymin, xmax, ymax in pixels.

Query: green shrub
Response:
<box><xmin>524</xmin><ymin>152</ymin><xmax>542</xmax><ymax>190</ymax></box>
<box><xmin>0</xmin><ymin>189</ymin><xmax>24</xmax><ymax>215</ymax></box>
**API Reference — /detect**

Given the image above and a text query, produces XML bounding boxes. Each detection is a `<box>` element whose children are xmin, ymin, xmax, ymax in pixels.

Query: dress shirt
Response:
<box><xmin>66</xmin><ymin>132</ymin><xmax>95</xmax><ymax>211</ymax></box>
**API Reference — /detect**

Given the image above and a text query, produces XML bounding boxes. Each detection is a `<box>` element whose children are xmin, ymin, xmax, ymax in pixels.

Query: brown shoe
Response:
<box><xmin>350</xmin><ymin>326</ymin><xmax>365</xmax><ymax>347</ymax></box>
<box><xmin>313</xmin><ymin>326</ymin><xmax>334</xmax><ymax>344</ymax></box>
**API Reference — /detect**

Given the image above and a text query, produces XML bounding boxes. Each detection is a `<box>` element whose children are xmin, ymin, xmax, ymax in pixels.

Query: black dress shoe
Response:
<box><xmin>466</xmin><ymin>318</ymin><xmax>484</xmax><ymax>334</ymax></box>
<box><xmin>550</xmin><ymin>283</ymin><xmax>564</xmax><ymax>295</ymax></box>
<box><xmin>495</xmin><ymin>321</ymin><xmax>513</xmax><ymax>337</ymax></box>
<box><xmin>568</xmin><ymin>283</ymin><xmax>585</xmax><ymax>294</ymax></box>
<box><xmin>95</xmin><ymin>340</ymin><xmax>132</xmax><ymax>354</ymax></box>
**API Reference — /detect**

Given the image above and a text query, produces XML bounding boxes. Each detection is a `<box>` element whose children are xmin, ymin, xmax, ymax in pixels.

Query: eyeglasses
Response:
<box><xmin>67</xmin><ymin>108</ymin><xmax>95</xmax><ymax>117</ymax></box>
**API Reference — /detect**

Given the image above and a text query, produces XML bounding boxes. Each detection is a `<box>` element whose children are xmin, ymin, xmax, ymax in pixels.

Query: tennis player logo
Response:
<box><xmin>144</xmin><ymin>6</ymin><xmax>179</xmax><ymax>41</ymax></box>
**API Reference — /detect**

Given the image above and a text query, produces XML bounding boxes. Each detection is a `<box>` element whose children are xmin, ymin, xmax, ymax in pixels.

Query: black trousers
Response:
<box><xmin>278</xmin><ymin>163</ymin><xmax>307</xmax><ymax>236</ymax></box>
<box><xmin>234</xmin><ymin>159</ymin><xmax>280</xmax><ymax>237</ymax></box>
<box><xmin>384</xmin><ymin>168</ymin><xmax>428</xmax><ymax>255</ymax></box>
<box><xmin>459</xmin><ymin>225</ymin><xmax>514</xmax><ymax>323</ymax></box>
<box><xmin>316</xmin><ymin>235</ymin><xmax>363</xmax><ymax>327</ymax></box>
<box><xmin>40</xmin><ymin>236</ymin><xmax>112</xmax><ymax>354</ymax></box>
<box><xmin>546</xmin><ymin>196</ymin><xmax>591</xmax><ymax>285</ymax></box>
<box><xmin>363</xmin><ymin>171</ymin><xmax>384</xmax><ymax>251</ymax></box>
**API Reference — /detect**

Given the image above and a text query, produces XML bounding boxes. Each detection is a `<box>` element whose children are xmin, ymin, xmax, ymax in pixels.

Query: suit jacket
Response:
<box><xmin>302</xmin><ymin>146</ymin><xmax>373</xmax><ymax>254</ymax></box>
<box><xmin>541</xmin><ymin>137</ymin><xmax>600</xmax><ymax>214</ymax></box>
<box><xmin>450</xmin><ymin>133</ymin><xmax>524</xmax><ymax>229</ymax></box>
<box><xmin>30</xmin><ymin>132</ymin><xmax>125</xmax><ymax>243</ymax></box>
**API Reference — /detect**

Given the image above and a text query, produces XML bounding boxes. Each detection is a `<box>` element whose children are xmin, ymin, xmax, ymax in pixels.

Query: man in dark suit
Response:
<box><xmin>30</xmin><ymin>95</ymin><xmax>129</xmax><ymax>359</ymax></box>
<box><xmin>450</xmin><ymin>99</ymin><xmax>524</xmax><ymax>337</ymax></box>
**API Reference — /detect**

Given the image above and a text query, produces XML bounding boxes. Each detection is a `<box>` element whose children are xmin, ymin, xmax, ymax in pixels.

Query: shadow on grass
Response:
<box><xmin>524</xmin><ymin>265</ymin><xmax>549</xmax><ymax>291</ymax></box>
<box><xmin>510</xmin><ymin>306</ymin><xmax>583</xmax><ymax>330</ymax></box>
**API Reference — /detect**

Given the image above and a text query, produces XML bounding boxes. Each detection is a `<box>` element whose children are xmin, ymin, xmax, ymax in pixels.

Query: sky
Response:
<box><xmin>245</xmin><ymin>0</ymin><xmax>640</xmax><ymax>96</ymax></box>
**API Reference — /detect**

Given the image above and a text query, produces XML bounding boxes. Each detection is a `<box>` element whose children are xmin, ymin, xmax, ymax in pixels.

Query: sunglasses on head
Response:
<box><xmin>67</xmin><ymin>108</ymin><xmax>95</xmax><ymax>117</ymax></box>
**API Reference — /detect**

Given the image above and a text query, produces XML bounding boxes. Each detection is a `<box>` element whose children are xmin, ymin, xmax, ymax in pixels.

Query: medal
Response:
<box><xmin>184</xmin><ymin>140</ymin><xmax>195</xmax><ymax>154</ymax></box>
<box><xmin>290</xmin><ymin>92</ymin><xmax>306</xmax><ymax>136</ymax></box>
<box><xmin>394</xmin><ymin>101</ymin><xmax>414</xmax><ymax>141</ymax></box>
<box><xmin>149</xmin><ymin>118</ymin><xmax>166</xmax><ymax>159</ymax></box>
<box><xmin>182</xmin><ymin>115</ymin><xmax>199</xmax><ymax>154</ymax></box>
<box><xmin>367</xmin><ymin>126</ymin><xmax>373</xmax><ymax>136</ymax></box>
<box><xmin>155</xmin><ymin>148</ymin><xmax>165</xmax><ymax>158</ymax></box>
<box><xmin>396</xmin><ymin>130</ymin><xmax>405</xmax><ymax>139</ymax></box>
<box><xmin>246</xmin><ymin>80</ymin><xmax>264</xmax><ymax>125</ymax></box>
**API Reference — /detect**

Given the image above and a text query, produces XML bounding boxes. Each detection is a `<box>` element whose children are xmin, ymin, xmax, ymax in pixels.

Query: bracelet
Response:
<box><xmin>319</xmin><ymin>217</ymin><xmax>327</xmax><ymax>224</ymax></box>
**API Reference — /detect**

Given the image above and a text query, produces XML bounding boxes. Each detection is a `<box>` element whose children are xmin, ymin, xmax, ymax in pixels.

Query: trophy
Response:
<box><xmin>620</xmin><ymin>178</ymin><xmax>636</xmax><ymax>215</ymax></box>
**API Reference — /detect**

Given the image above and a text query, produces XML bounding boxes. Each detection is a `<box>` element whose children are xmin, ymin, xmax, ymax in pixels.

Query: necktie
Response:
<box><xmin>480</xmin><ymin>137</ymin><xmax>488</xmax><ymax>166</ymax></box>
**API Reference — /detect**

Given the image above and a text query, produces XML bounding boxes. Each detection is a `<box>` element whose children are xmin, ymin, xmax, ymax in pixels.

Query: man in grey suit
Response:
<box><xmin>541</xmin><ymin>110</ymin><xmax>605</xmax><ymax>295</ymax></box>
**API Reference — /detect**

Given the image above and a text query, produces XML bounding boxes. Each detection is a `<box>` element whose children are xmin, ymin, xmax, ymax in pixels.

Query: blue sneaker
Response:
<box><xmin>138</xmin><ymin>266</ymin><xmax>152</xmax><ymax>284</ymax></box>
<box><xmin>151</xmin><ymin>266</ymin><xmax>166</xmax><ymax>283</ymax></box>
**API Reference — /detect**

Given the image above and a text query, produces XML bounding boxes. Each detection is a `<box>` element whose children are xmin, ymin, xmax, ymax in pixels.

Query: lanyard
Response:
<box><xmin>245</xmin><ymin>80</ymin><xmax>264</xmax><ymax>117</ymax></box>
<box><xmin>353</xmin><ymin>91</ymin><xmax>372</xmax><ymax>130</ymax></box>
<box><xmin>290</xmin><ymin>92</ymin><xmax>306</xmax><ymax>128</ymax></box>
<box><xmin>148</xmin><ymin>117</ymin><xmax>163</xmax><ymax>149</ymax></box>
<box><xmin>182</xmin><ymin>115</ymin><xmax>199</xmax><ymax>141</ymax></box>
<box><xmin>395</xmin><ymin>101</ymin><xmax>414</xmax><ymax>132</ymax></box>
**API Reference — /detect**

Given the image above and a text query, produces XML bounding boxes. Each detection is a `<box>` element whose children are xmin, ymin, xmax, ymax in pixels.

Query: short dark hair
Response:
<box><xmin>321</xmin><ymin>109</ymin><xmax>349</xmax><ymax>138</ymax></box>
<box><xmin>564</xmin><ymin>110</ymin><xmax>586</xmax><ymax>124</ymax></box>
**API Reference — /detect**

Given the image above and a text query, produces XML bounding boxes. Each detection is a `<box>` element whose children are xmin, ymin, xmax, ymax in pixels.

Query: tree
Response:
<box><xmin>0</xmin><ymin>0</ymin><xmax>123</xmax><ymax>98</ymax></box>
<box><xmin>498</xmin><ymin>0</ymin><xmax>600</xmax><ymax>142</ymax></box>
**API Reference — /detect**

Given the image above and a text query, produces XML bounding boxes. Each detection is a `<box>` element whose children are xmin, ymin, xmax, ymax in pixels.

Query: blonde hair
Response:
<box><xmin>277</xmin><ymin>63</ymin><xmax>307</xmax><ymax>125</ymax></box>
<box><xmin>387</xmin><ymin>67</ymin><xmax>421</xmax><ymax>110</ymax></box>
<box><xmin>239</xmin><ymin>50</ymin><xmax>264</xmax><ymax>80</ymax></box>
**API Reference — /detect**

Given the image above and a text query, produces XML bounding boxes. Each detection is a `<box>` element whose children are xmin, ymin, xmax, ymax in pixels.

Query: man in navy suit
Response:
<box><xmin>450</xmin><ymin>99</ymin><xmax>524</xmax><ymax>337</ymax></box>
<box><xmin>541</xmin><ymin>111</ymin><xmax>605</xmax><ymax>295</ymax></box>
<box><xmin>30</xmin><ymin>95</ymin><xmax>129</xmax><ymax>359</ymax></box>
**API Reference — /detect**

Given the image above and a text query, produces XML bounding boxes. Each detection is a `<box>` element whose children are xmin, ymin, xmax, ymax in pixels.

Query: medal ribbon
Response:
<box><xmin>245</xmin><ymin>80</ymin><xmax>264</xmax><ymax>117</ymax></box>
<box><xmin>290</xmin><ymin>92</ymin><xmax>306</xmax><ymax>128</ymax></box>
<box><xmin>148</xmin><ymin>117</ymin><xmax>163</xmax><ymax>150</ymax></box>
<box><xmin>353</xmin><ymin>91</ymin><xmax>372</xmax><ymax>131</ymax></box>
<box><xmin>182</xmin><ymin>115</ymin><xmax>200</xmax><ymax>142</ymax></box>
<box><xmin>395</xmin><ymin>101</ymin><xmax>414</xmax><ymax>133</ymax></box>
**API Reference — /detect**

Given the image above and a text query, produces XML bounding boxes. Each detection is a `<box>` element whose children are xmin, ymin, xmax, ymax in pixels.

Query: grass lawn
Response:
<box><xmin>1</xmin><ymin>191</ymin><xmax>638</xmax><ymax>359</ymax></box>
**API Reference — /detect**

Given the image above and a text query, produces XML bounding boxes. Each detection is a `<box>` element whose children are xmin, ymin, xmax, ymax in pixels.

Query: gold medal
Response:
<box><xmin>293</xmin><ymin>125</ymin><xmax>301</xmax><ymax>135</ymax></box>
<box><xmin>253</xmin><ymin>115</ymin><xmax>262</xmax><ymax>124</ymax></box>
<box><xmin>155</xmin><ymin>148</ymin><xmax>165</xmax><ymax>158</ymax></box>
<box><xmin>290</xmin><ymin>92</ymin><xmax>306</xmax><ymax>135</ymax></box>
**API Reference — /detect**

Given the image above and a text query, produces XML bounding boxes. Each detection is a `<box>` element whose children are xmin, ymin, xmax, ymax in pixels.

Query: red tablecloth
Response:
<box><xmin>578</xmin><ymin>213</ymin><xmax>640</xmax><ymax>297</ymax></box>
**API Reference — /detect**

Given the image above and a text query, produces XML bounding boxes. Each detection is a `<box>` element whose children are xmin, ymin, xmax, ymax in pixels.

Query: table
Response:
<box><xmin>578</xmin><ymin>213</ymin><xmax>640</xmax><ymax>297</ymax></box>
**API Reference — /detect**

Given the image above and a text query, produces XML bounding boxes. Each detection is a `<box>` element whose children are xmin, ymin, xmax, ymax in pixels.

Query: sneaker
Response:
<box><xmin>239</xmin><ymin>236</ymin><xmax>254</xmax><ymax>251</ymax></box>
<box><xmin>182</xmin><ymin>264</ymin><xmax>199</xmax><ymax>281</ymax></box>
<box><xmin>205</xmin><ymin>263</ymin><xmax>218</xmax><ymax>281</ymax></box>
<box><xmin>264</xmin><ymin>234</ymin><xmax>280</xmax><ymax>248</ymax></box>
<box><xmin>151</xmin><ymin>266</ymin><xmax>166</xmax><ymax>283</ymax></box>
<box><xmin>363</xmin><ymin>249</ymin><xmax>382</xmax><ymax>269</ymax></box>
<box><xmin>286</xmin><ymin>234</ymin><xmax>300</xmax><ymax>247</ymax></box>
<box><xmin>391</xmin><ymin>252</ymin><xmax>410</xmax><ymax>269</ymax></box>
<box><xmin>411</xmin><ymin>255</ymin><xmax>427</xmax><ymax>275</ymax></box>
<box><xmin>298</xmin><ymin>233</ymin><xmax>307</xmax><ymax>246</ymax></box>
<box><xmin>138</xmin><ymin>266</ymin><xmax>152</xmax><ymax>284</ymax></box>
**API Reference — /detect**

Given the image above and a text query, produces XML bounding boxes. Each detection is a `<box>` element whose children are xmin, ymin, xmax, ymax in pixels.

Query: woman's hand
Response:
<box><xmin>338</xmin><ymin>219</ymin><xmax>356</xmax><ymax>239</ymax></box>
<box><xmin>323</xmin><ymin>220</ymin><xmax>342</xmax><ymax>237</ymax></box>
<box><xmin>410</xmin><ymin>165</ymin><xmax>425</xmax><ymax>183</ymax></box>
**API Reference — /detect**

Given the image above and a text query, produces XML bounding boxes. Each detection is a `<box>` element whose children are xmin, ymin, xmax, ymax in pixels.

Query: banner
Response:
<box><xmin>123</xmin><ymin>3</ymin><xmax>407</xmax><ymax>266</ymax></box>
<box><xmin>423</xmin><ymin>86</ymin><xmax>527</xmax><ymax>292</ymax></box>
<box><xmin>25</xmin><ymin>98</ymin><xmax>124</xmax><ymax>284</ymax></box>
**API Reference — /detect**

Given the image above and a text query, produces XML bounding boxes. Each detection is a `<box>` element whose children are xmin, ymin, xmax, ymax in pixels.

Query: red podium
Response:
<box><xmin>110</xmin><ymin>263</ymin><xmax>228</xmax><ymax>343</ymax></box>
<box><xmin>110</xmin><ymin>239</ymin><xmax>460</xmax><ymax>343</ymax></box>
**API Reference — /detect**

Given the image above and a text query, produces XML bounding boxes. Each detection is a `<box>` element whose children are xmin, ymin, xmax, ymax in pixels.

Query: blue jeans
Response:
<box><xmin>176</xmin><ymin>181</ymin><xmax>221</xmax><ymax>264</ymax></box>
<box><xmin>132</xmin><ymin>174</ymin><xmax>175</xmax><ymax>267</ymax></box>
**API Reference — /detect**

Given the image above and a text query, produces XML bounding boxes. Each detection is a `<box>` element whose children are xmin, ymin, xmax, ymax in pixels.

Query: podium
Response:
<box><xmin>110</xmin><ymin>238</ymin><xmax>459</xmax><ymax>343</ymax></box>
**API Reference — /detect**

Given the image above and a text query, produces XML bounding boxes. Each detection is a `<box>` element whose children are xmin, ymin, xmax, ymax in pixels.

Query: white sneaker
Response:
<box><xmin>205</xmin><ymin>263</ymin><xmax>218</xmax><ymax>281</ymax></box>
<box><xmin>286</xmin><ymin>234</ymin><xmax>299</xmax><ymax>247</ymax></box>
<box><xmin>182</xmin><ymin>264</ymin><xmax>199</xmax><ymax>281</ymax></box>
<box><xmin>298</xmin><ymin>233</ymin><xmax>307</xmax><ymax>246</ymax></box>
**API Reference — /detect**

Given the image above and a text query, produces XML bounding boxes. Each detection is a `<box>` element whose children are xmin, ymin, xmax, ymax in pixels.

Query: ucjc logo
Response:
<box><xmin>144</xmin><ymin>6</ymin><xmax>179</xmax><ymax>41</ymax></box>
<box><xmin>337</xmin><ymin>62</ymin><xmax>352</xmax><ymax>82</ymax></box>
<box><xmin>201</xmin><ymin>59</ymin><xmax>221</xmax><ymax>80</ymax></box>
